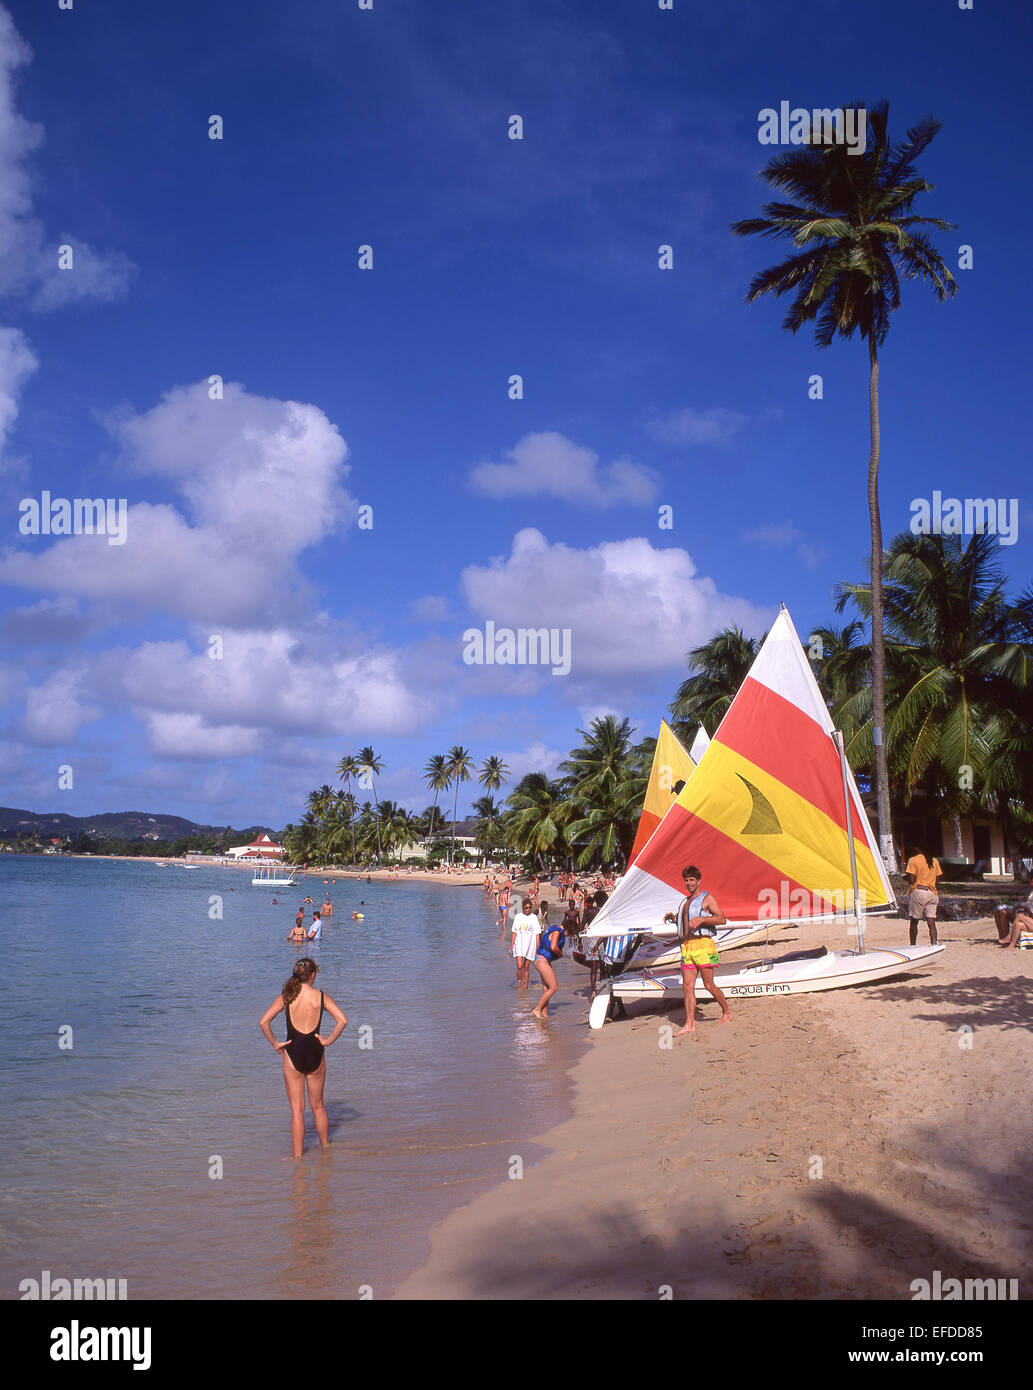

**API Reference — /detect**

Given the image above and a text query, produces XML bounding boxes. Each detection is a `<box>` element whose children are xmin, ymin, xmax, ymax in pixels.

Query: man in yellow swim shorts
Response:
<box><xmin>663</xmin><ymin>864</ymin><xmax>733</xmax><ymax>1035</ymax></box>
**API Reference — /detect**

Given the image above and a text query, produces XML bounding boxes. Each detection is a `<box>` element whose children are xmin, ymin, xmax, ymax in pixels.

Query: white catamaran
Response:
<box><xmin>251</xmin><ymin>864</ymin><xmax>297</xmax><ymax>887</ymax></box>
<box><xmin>584</xmin><ymin>606</ymin><xmax>942</xmax><ymax>1028</ymax></box>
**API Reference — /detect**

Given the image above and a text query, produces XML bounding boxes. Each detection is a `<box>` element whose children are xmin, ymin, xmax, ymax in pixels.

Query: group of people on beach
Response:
<box><xmin>497</xmin><ymin>865</ymin><xmax>732</xmax><ymax>1033</ymax></box>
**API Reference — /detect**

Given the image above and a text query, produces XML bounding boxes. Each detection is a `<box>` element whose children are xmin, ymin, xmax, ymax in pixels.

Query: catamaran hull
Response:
<box><xmin>589</xmin><ymin>945</ymin><xmax>943</xmax><ymax>1026</ymax></box>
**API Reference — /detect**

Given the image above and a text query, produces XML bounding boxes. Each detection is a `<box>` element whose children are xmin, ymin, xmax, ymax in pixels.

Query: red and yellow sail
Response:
<box><xmin>588</xmin><ymin>608</ymin><xmax>895</xmax><ymax>934</ymax></box>
<box><xmin>628</xmin><ymin>720</ymin><xmax>696</xmax><ymax>865</ymax></box>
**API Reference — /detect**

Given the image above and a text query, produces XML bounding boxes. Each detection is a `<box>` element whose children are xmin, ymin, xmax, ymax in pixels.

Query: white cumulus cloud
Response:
<box><xmin>0</xmin><ymin>323</ymin><xmax>37</xmax><ymax>460</ymax></box>
<box><xmin>461</xmin><ymin>528</ymin><xmax>769</xmax><ymax>680</ymax></box>
<box><xmin>0</xmin><ymin>380</ymin><xmax>357</xmax><ymax>625</ymax></box>
<box><xmin>0</xmin><ymin>7</ymin><xmax>135</xmax><ymax>310</ymax></box>
<box><xmin>469</xmin><ymin>431</ymin><xmax>659</xmax><ymax>508</ymax></box>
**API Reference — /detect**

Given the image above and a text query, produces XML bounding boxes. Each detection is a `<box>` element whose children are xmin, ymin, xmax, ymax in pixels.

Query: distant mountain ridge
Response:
<box><xmin>0</xmin><ymin>807</ymin><xmax>278</xmax><ymax>842</ymax></box>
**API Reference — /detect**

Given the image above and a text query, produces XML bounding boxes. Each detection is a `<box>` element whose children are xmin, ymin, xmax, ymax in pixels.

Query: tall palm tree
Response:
<box><xmin>559</xmin><ymin>716</ymin><xmax>642</xmax><ymax>868</ymax></box>
<box><xmin>306</xmin><ymin>784</ymin><xmax>335</xmax><ymax>824</ymax></box>
<box><xmin>504</xmin><ymin>772</ymin><xmax>571</xmax><ymax>867</ymax></box>
<box><xmin>423</xmin><ymin>754</ymin><xmax>451</xmax><ymax>840</ymax></box>
<box><xmin>336</xmin><ymin>754</ymin><xmax>359</xmax><ymax>863</ymax></box>
<box><xmin>836</xmin><ymin>530</ymin><xmax>1020</xmax><ymax>856</ymax></box>
<box><xmin>731</xmin><ymin>100</ymin><xmax>958</xmax><ymax>870</ymax></box>
<box><xmin>472</xmin><ymin>794</ymin><xmax>504</xmax><ymax>860</ymax></box>
<box><xmin>354</xmin><ymin>801</ymin><xmax>377</xmax><ymax>861</ymax></box>
<box><xmin>444</xmin><ymin>745</ymin><xmax>474</xmax><ymax>863</ymax></box>
<box><xmin>477</xmin><ymin>755</ymin><xmax>510</xmax><ymax>846</ymax></box>
<box><xmin>356</xmin><ymin>746</ymin><xmax>384</xmax><ymax>859</ymax></box>
<box><xmin>669</xmin><ymin>627</ymin><xmax>759</xmax><ymax>737</ymax></box>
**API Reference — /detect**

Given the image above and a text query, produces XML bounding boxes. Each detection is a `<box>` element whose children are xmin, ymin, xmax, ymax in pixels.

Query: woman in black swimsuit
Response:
<box><xmin>259</xmin><ymin>958</ymin><xmax>348</xmax><ymax>1159</ymax></box>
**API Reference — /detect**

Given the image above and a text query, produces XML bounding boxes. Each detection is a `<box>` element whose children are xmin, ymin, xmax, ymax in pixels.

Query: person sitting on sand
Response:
<box><xmin>258</xmin><ymin>958</ymin><xmax>348</xmax><ymax>1159</ymax></box>
<box><xmin>510</xmin><ymin>897</ymin><xmax>540</xmax><ymax>989</ymax></box>
<box><xmin>664</xmin><ymin>865</ymin><xmax>732</xmax><ymax>1035</ymax></box>
<box><xmin>532</xmin><ymin>912</ymin><xmax>566</xmax><ymax>1019</ymax></box>
<box><xmin>904</xmin><ymin>845</ymin><xmax>942</xmax><ymax>946</ymax></box>
<box><xmin>994</xmin><ymin>892</ymin><xmax>1033</xmax><ymax>949</ymax></box>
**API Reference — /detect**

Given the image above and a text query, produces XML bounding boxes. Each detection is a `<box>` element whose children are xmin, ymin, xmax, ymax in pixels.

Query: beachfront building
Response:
<box><xmin>892</xmin><ymin>797</ymin><xmax>1016</xmax><ymax>878</ymax></box>
<box><xmin>397</xmin><ymin>818</ymin><xmax>493</xmax><ymax>864</ymax></box>
<box><xmin>225</xmin><ymin>834</ymin><xmax>286</xmax><ymax>862</ymax></box>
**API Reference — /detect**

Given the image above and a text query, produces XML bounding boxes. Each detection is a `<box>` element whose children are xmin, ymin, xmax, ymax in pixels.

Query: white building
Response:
<box><xmin>226</xmin><ymin>834</ymin><xmax>285</xmax><ymax>861</ymax></box>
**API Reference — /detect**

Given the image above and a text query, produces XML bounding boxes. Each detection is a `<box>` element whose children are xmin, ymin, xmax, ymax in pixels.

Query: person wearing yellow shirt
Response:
<box><xmin>904</xmin><ymin>845</ymin><xmax>942</xmax><ymax>946</ymax></box>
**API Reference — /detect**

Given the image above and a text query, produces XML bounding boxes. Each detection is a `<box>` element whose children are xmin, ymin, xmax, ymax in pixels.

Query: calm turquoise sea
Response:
<box><xmin>0</xmin><ymin>857</ymin><xmax>586</xmax><ymax>1299</ymax></box>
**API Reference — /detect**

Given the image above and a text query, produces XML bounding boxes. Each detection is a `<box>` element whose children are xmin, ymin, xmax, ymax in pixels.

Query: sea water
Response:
<box><xmin>0</xmin><ymin>857</ymin><xmax>585</xmax><ymax>1299</ymax></box>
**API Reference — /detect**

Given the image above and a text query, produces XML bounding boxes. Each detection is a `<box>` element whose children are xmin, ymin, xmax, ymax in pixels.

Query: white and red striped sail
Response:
<box><xmin>585</xmin><ymin>607</ymin><xmax>894</xmax><ymax>936</ymax></box>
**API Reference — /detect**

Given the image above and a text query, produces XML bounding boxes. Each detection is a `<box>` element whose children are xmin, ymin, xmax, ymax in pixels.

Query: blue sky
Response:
<box><xmin>1</xmin><ymin>0</ymin><xmax>1030</xmax><ymax>829</ymax></box>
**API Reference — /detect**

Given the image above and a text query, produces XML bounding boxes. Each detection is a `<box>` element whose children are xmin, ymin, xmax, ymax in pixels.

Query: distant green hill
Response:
<box><xmin>0</xmin><ymin>808</ymin><xmax>278</xmax><ymax>844</ymax></box>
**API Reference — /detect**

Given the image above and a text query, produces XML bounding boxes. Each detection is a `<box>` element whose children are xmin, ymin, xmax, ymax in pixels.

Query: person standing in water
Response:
<box><xmin>663</xmin><ymin>865</ymin><xmax>732</xmax><ymax>1035</ymax></box>
<box><xmin>321</xmin><ymin>895</ymin><xmax>333</xmax><ymax>919</ymax></box>
<box><xmin>259</xmin><ymin>958</ymin><xmax>348</xmax><ymax>1159</ymax></box>
<box><xmin>532</xmin><ymin>912</ymin><xmax>566</xmax><ymax>1019</ymax></box>
<box><xmin>510</xmin><ymin>896</ymin><xmax>540</xmax><ymax>989</ymax></box>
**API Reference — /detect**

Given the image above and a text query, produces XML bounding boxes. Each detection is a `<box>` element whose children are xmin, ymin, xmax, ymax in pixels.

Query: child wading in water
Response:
<box><xmin>510</xmin><ymin>897</ymin><xmax>540</xmax><ymax>989</ymax></box>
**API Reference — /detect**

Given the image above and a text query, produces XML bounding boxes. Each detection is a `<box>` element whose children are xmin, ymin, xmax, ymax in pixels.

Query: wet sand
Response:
<box><xmin>397</xmin><ymin>914</ymin><xmax>1033</xmax><ymax>1299</ymax></box>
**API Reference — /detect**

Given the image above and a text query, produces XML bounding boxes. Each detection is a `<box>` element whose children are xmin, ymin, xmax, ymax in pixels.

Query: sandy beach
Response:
<box><xmin>397</xmin><ymin>913</ymin><xmax>1033</xmax><ymax>1299</ymax></box>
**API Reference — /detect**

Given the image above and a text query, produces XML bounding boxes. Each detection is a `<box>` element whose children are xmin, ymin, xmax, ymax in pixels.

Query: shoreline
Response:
<box><xmin>46</xmin><ymin>854</ymin><xmax>566</xmax><ymax>893</ymax></box>
<box><xmin>396</xmin><ymin>913</ymin><xmax>1033</xmax><ymax>1299</ymax></box>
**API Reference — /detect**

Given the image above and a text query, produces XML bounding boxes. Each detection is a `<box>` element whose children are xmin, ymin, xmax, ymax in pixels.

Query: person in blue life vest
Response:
<box><xmin>663</xmin><ymin>865</ymin><xmax>732</xmax><ymax>1035</ymax></box>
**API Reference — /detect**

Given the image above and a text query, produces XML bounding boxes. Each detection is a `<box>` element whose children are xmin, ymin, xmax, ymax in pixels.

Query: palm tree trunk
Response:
<box><xmin>348</xmin><ymin>776</ymin><xmax>357</xmax><ymax>865</ymax></box>
<box><xmin>867</xmin><ymin>337</ymin><xmax>897</xmax><ymax>872</ymax></box>
<box><xmin>952</xmin><ymin>813</ymin><xmax>964</xmax><ymax>858</ymax></box>
<box><xmin>451</xmin><ymin>783</ymin><xmax>459</xmax><ymax>864</ymax></box>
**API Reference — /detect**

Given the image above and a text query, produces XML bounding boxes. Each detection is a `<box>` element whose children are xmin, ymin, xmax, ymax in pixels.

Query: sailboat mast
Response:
<box><xmin>833</xmin><ymin>730</ymin><xmax>866</xmax><ymax>955</ymax></box>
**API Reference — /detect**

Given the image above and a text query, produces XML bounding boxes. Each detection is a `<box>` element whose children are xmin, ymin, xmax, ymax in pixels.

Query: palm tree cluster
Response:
<box><xmin>283</xmin><ymin>749</ymin><xmax>514</xmax><ymax>866</ymax></box>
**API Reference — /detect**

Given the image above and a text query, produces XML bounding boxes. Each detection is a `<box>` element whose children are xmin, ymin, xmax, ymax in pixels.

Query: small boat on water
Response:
<box><xmin>251</xmin><ymin>865</ymin><xmax>297</xmax><ymax>887</ymax></box>
<box><xmin>585</xmin><ymin>605</ymin><xmax>943</xmax><ymax>1028</ymax></box>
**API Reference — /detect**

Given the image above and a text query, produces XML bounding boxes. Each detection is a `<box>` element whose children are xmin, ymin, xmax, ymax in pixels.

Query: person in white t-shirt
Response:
<box><xmin>307</xmin><ymin>912</ymin><xmax>323</xmax><ymax>943</ymax></box>
<box><xmin>510</xmin><ymin>897</ymin><xmax>540</xmax><ymax>989</ymax></box>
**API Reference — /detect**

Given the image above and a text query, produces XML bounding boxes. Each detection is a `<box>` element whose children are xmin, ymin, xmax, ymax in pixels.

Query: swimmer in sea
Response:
<box><xmin>258</xmin><ymin>958</ymin><xmax>348</xmax><ymax>1159</ymax></box>
<box><xmin>286</xmin><ymin>920</ymin><xmax>308</xmax><ymax>943</ymax></box>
